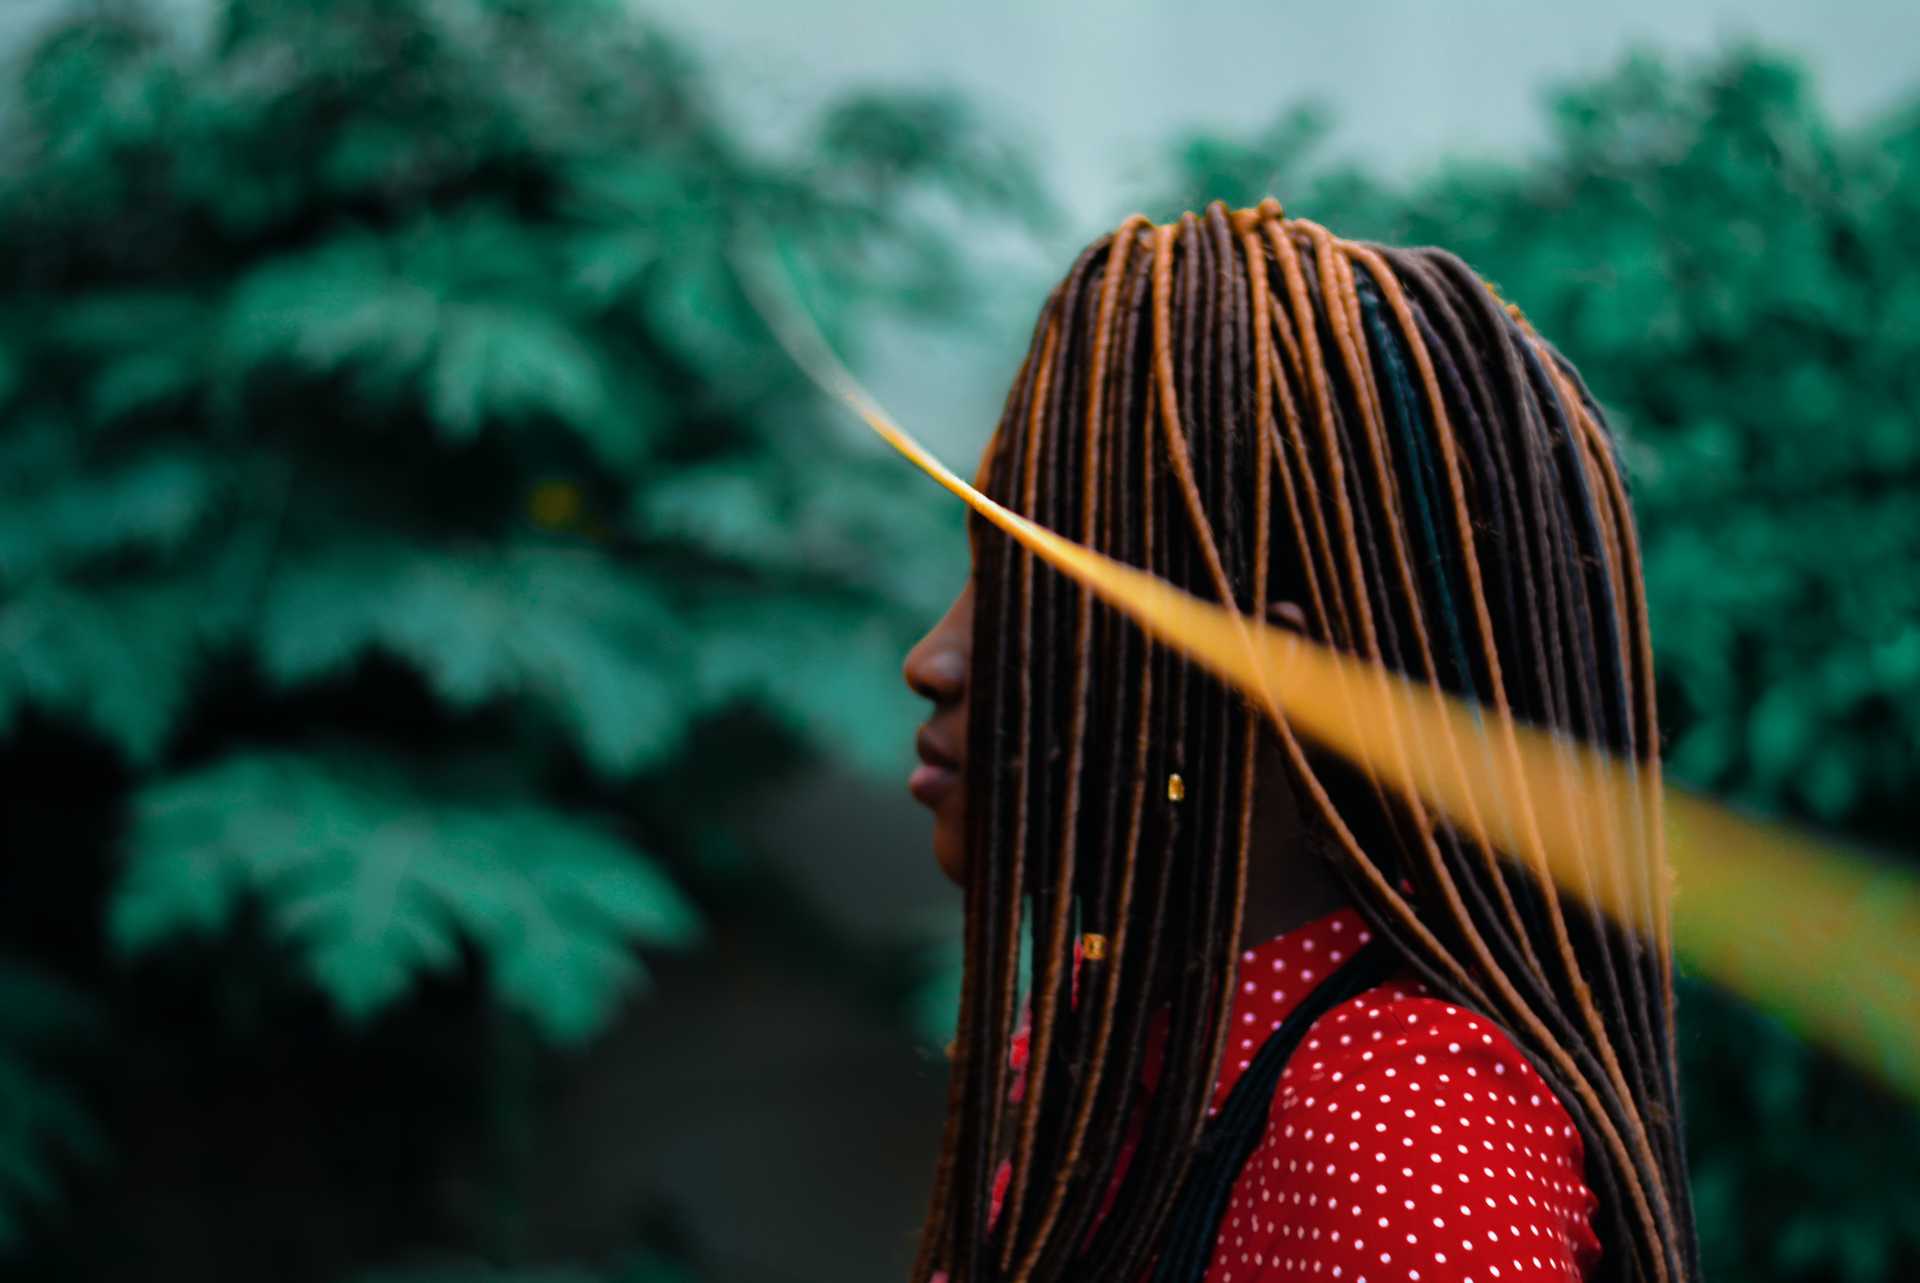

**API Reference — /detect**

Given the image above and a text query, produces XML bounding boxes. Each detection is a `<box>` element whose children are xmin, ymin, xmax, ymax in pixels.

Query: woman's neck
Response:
<box><xmin>1238</xmin><ymin>740</ymin><xmax>1352</xmax><ymax>950</ymax></box>
<box><xmin>1238</xmin><ymin>831</ymin><xmax>1350</xmax><ymax>949</ymax></box>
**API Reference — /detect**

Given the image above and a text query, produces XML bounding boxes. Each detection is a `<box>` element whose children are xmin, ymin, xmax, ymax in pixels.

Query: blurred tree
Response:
<box><xmin>1162</xmin><ymin>45</ymin><xmax>1920</xmax><ymax>1283</ymax></box>
<box><xmin>0</xmin><ymin>0</ymin><xmax>1041</xmax><ymax>1277</ymax></box>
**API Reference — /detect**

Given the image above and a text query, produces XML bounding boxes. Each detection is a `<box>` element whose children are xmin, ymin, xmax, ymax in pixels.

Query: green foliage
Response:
<box><xmin>0</xmin><ymin>0</ymin><xmax>1015</xmax><ymax>1046</ymax></box>
<box><xmin>112</xmin><ymin>749</ymin><xmax>698</xmax><ymax>1042</ymax></box>
<box><xmin>1163</xmin><ymin>102</ymin><xmax>1332</xmax><ymax>216</ymax></box>
<box><xmin>221</xmin><ymin>216</ymin><xmax>649</xmax><ymax>466</ymax></box>
<box><xmin>1165</xmin><ymin>44</ymin><xmax>1920</xmax><ymax>1283</ymax></box>
<box><xmin>255</xmin><ymin>542</ymin><xmax>690</xmax><ymax>777</ymax></box>
<box><xmin>0</xmin><ymin>0</ymin><xmax>1024</xmax><ymax>1273</ymax></box>
<box><xmin>1680</xmin><ymin>975</ymin><xmax>1920</xmax><ymax>1280</ymax></box>
<box><xmin>817</xmin><ymin>89</ymin><xmax>1055</xmax><ymax>231</ymax></box>
<box><xmin>0</xmin><ymin>965</ymin><xmax>104</xmax><ymax>1251</ymax></box>
<box><xmin>0</xmin><ymin>570</ymin><xmax>213</xmax><ymax>763</ymax></box>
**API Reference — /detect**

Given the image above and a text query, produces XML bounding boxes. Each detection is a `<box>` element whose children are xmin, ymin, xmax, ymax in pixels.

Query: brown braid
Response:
<box><xmin>913</xmin><ymin>202</ymin><xmax>1697</xmax><ymax>1283</ymax></box>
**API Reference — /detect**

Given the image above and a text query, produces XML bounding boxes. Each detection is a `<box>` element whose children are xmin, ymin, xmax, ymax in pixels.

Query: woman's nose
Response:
<box><xmin>904</xmin><ymin>638</ymin><xmax>966</xmax><ymax>705</ymax></box>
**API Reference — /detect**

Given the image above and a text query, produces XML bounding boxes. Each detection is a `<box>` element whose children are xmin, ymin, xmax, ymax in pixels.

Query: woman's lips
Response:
<box><xmin>911</xmin><ymin>725</ymin><xmax>961</xmax><ymax>807</ymax></box>
<box><xmin>909</xmin><ymin>761</ymin><xmax>958</xmax><ymax>808</ymax></box>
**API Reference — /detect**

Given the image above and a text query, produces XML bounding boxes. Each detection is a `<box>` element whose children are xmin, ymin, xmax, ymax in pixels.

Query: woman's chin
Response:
<box><xmin>933</xmin><ymin>825</ymin><xmax>967</xmax><ymax>886</ymax></box>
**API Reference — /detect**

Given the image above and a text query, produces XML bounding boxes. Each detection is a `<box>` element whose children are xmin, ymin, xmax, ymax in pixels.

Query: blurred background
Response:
<box><xmin>1</xmin><ymin>1</ymin><xmax>1917</xmax><ymax>1281</ymax></box>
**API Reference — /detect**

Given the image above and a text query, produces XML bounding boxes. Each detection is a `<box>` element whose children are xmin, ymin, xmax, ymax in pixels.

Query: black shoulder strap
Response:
<box><xmin>1146</xmin><ymin>938</ymin><xmax>1399</xmax><ymax>1283</ymax></box>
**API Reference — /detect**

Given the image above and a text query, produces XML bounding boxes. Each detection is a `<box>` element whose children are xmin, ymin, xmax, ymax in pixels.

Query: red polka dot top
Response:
<box><xmin>1199</xmin><ymin>906</ymin><xmax>1602</xmax><ymax>1283</ymax></box>
<box><xmin>952</xmin><ymin>906</ymin><xmax>1602</xmax><ymax>1283</ymax></box>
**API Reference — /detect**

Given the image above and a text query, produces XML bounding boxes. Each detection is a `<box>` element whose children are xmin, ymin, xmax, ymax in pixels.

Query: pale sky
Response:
<box><xmin>641</xmin><ymin>0</ymin><xmax>1920</xmax><ymax>237</ymax></box>
<box><xmin>7</xmin><ymin>1</ymin><xmax>1914</xmax><ymax>457</ymax></box>
<box><xmin>8</xmin><ymin>0</ymin><xmax>1913</xmax><ymax>230</ymax></box>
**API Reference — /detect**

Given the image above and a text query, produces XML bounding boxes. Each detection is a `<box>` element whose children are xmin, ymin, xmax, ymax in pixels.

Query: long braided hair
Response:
<box><xmin>914</xmin><ymin>201</ymin><xmax>1697</xmax><ymax>1283</ymax></box>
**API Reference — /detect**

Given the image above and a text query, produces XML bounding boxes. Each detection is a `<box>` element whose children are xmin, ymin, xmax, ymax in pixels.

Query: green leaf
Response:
<box><xmin>257</xmin><ymin>541</ymin><xmax>690</xmax><ymax>776</ymax></box>
<box><xmin>635</xmin><ymin>459</ymin><xmax>792</xmax><ymax>563</ymax></box>
<box><xmin>0</xmin><ymin>424</ymin><xmax>217</xmax><ymax>583</ymax></box>
<box><xmin>639</xmin><ymin>241</ymin><xmax>759</xmax><ymax>379</ymax></box>
<box><xmin>637</xmin><ymin>452</ymin><xmax>963</xmax><ymax>616</ymax></box>
<box><xmin>223</xmin><ymin>219</ymin><xmax>649</xmax><ymax>468</ymax></box>
<box><xmin>53</xmin><ymin>291</ymin><xmax>211</xmax><ymax>426</ymax></box>
<box><xmin>425</xmin><ymin>302</ymin><xmax>617</xmax><ymax>449</ymax></box>
<box><xmin>113</xmin><ymin>748</ymin><xmax>700</xmax><ymax>1044</ymax></box>
<box><xmin>0</xmin><ymin>578</ymin><xmax>205</xmax><ymax>763</ymax></box>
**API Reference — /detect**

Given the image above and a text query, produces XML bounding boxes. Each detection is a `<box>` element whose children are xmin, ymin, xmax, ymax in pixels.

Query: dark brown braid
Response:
<box><xmin>911</xmin><ymin>201</ymin><xmax>1697</xmax><ymax>1283</ymax></box>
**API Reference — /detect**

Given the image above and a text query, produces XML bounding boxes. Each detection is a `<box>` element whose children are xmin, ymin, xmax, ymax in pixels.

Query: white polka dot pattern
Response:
<box><xmin>1202</xmin><ymin>909</ymin><xmax>1601</xmax><ymax>1283</ymax></box>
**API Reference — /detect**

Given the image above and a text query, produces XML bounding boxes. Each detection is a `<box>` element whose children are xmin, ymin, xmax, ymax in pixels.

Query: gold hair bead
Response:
<box><xmin>1166</xmin><ymin>772</ymin><xmax>1186</xmax><ymax>802</ymax></box>
<box><xmin>1080</xmin><ymin>933</ymin><xmax>1109</xmax><ymax>962</ymax></box>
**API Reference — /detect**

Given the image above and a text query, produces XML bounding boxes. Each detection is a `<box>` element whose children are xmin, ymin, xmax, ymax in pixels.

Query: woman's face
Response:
<box><xmin>902</xmin><ymin>578</ymin><xmax>974</xmax><ymax>885</ymax></box>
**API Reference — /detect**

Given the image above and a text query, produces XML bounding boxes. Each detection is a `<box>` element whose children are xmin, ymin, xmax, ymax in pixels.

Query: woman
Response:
<box><xmin>901</xmin><ymin>201</ymin><xmax>1696</xmax><ymax>1283</ymax></box>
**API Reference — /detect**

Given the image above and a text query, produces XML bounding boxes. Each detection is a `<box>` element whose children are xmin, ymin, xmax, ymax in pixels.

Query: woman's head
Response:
<box><xmin>904</xmin><ymin>201</ymin><xmax>1694</xmax><ymax>1283</ymax></box>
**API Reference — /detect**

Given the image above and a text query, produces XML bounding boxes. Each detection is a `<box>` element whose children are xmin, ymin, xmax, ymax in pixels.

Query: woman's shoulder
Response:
<box><xmin>1275</xmin><ymin>978</ymin><xmax>1585</xmax><ymax>1131</ymax></box>
<box><xmin>1205</xmin><ymin>976</ymin><xmax>1602</xmax><ymax>1283</ymax></box>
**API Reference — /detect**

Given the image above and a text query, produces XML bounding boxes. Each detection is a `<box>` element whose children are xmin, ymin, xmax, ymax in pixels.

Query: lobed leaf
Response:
<box><xmin>113</xmin><ymin>748</ymin><xmax>700</xmax><ymax>1044</ymax></box>
<box><xmin>257</xmin><ymin>541</ymin><xmax>691</xmax><ymax>776</ymax></box>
